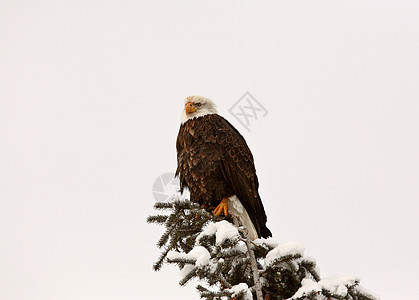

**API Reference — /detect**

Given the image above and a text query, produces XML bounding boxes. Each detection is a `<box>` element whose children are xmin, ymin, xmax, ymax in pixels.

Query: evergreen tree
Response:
<box><xmin>147</xmin><ymin>198</ymin><xmax>379</xmax><ymax>300</ymax></box>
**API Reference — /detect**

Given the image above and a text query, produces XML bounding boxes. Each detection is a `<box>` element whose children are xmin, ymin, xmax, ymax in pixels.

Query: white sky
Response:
<box><xmin>1</xmin><ymin>1</ymin><xmax>418</xmax><ymax>299</ymax></box>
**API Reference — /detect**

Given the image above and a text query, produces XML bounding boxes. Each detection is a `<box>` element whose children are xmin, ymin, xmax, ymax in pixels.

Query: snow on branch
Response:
<box><xmin>147</xmin><ymin>198</ymin><xmax>379</xmax><ymax>300</ymax></box>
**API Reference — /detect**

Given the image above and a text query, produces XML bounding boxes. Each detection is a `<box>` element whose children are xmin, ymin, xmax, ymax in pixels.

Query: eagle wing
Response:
<box><xmin>211</xmin><ymin>115</ymin><xmax>268</xmax><ymax>235</ymax></box>
<box><xmin>175</xmin><ymin>114</ymin><xmax>270</xmax><ymax>237</ymax></box>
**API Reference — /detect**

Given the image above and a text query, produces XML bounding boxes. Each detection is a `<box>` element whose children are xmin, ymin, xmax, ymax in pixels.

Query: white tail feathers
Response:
<box><xmin>227</xmin><ymin>195</ymin><xmax>258</xmax><ymax>240</ymax></box>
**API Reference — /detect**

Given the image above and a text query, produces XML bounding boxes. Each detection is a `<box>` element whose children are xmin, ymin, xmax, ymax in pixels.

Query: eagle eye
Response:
<box><xmin>196</xmin><ymin>103</ymin><xmax>202</xmax><ymax>107</ymax></box>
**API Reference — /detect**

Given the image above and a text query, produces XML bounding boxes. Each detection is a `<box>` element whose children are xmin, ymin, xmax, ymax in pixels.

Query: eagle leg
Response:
<box><xmin>213</xmin><ymin>198</ymin><xmax>228</xmax><ymax>217</ymax></box>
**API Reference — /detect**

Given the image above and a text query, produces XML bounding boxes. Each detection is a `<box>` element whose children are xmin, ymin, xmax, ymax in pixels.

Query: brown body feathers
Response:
<box><xmin>176</xmin><ymin>114</ymin><xmax>272</xmax><ymax>238</ymax></box>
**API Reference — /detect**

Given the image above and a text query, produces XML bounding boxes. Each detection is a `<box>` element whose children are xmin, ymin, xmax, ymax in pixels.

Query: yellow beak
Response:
<box><xmin>185</xmin><ymin>102</ymin><xmax>197</xmax><ymax>115</ymax></box>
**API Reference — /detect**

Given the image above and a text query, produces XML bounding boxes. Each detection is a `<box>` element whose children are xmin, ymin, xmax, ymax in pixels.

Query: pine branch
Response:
<box><xmin>146</xmin><ymin>214</ymin><xmax>168</xmax><ymax>224</ymax></box>
<box><xmin>180</xmin><ymin>267</ymin><xmax>197</xmax><ymax>286</ymax></box>
<box><xmin>167</xmin><ymin>257</ymin><xmax>197</xmax><ymax>265</ymax></box>
<box><xmin>152</xmin><ymin>246</ymin><xmax>171</xmax><ymax>271</ymax></box>
<box><xmin>301</xmin><ymin>259</ymin><xmax>320</xmax><ymax>282</ymax></box>
<box><xmin>153</xmin><ymin>201</ymin><xmax>174</xmax><ymax>210</ymax></box>
<box><xmin>196</xmin><ymin>285</ymin><xmax>233</xmax><ymax>299</ymax></box>
<box><xmin>218</xmin><ymin>272</ymin><xmax>232</xmax><ymax>289</ymax></box>
<box><xmin>244</xmin><ymin>236</ymin><xmax>263</xmax><ymax>300</ymax></box>
<box><xmin>148</xmin><ymin>198</ymin><xmax>379</xmax><ymax>300</ymax></box>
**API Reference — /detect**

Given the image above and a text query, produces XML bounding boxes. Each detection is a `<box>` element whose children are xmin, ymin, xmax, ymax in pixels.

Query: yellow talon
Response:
<box><xmin>213</xmin><ymin>198</ymin><xmax>228</xmax><ymax>216</ymax></box>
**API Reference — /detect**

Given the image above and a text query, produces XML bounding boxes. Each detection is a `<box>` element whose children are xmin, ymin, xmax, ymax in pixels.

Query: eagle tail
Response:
<box><xmin>227</xmin><ymin>195</ymin><xmax>272</xmax><ymax>240</ymax></box>
<box><xmin>260</xmin><ymin>223</ymin><xmax>272</xmax><ymax>238</ymax></box>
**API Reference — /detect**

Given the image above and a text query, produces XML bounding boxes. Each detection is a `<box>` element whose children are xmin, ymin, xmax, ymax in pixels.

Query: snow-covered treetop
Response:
<box><xmin>148</xmin><ymin>199</ymin><xmax>379</xmax><ymax>300</ymax></box>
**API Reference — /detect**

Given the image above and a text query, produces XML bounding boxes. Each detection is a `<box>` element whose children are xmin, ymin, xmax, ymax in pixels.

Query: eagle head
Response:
<box><xmin>181</xmin><ymin>95</ymin><xmax>218</xmax><ymax>124</ymax></box>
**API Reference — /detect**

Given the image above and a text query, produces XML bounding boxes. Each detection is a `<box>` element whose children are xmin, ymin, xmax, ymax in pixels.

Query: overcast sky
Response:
<box><xmin>1</xmin><ymin>1</ymin><xmax>418</xmax><ymax>299</ymax></box>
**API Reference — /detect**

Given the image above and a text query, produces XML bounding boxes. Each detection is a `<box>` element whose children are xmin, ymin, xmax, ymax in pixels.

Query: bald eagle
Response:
<box><xmin>175</xmin><ymin>96</ymin><xmax>272</xmax><ymax>239</ymax></box>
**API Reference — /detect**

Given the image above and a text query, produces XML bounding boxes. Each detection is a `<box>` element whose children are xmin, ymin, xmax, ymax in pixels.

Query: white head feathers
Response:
<box><xmin>181</xmin><ymin>95</ymin><xmax>218</xmax><ymax>124</ymax></box>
